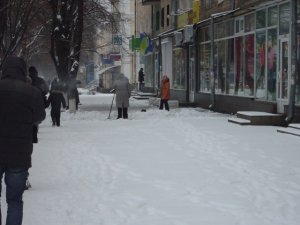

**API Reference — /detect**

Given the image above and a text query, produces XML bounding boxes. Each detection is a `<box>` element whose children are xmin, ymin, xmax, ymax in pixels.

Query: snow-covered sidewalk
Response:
<box><xmin>2</xmin><ymin>93</ymin><xmax>300</xmax><ymax>225</ymax></box>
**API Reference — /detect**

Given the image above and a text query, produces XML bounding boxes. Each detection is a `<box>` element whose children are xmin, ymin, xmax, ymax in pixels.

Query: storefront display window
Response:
<box><xmin>226</xmin><ymin>39</ymin><xmax>235</xmax><ymax>95</ymax></box>
<box><xmin>245</xmin><ymin>34</ymin><xmax>255</xmax><ymax>96</ymax></box>
<box><xmin>279</xmin><ymin>3</ymin><xmax>290</xmax><ymax>35</ymax></box>
<box><xmin>267</xmin><ymin>28</ymin><xmax>277</xmax><ymax>101</ymax></box>
<box><xmin>199</xmin><ymin>43</ymin><xmax>211</xmax><ymax>92</ymax></box>
<box><xmin>215</xmin><ymin>40</ymin><xmax>226</xmax><ymax>93</ymax></box>
<box><xmin>235</xmin><ymin>37</ymin><xmax>244</xmax><ymax>95</ymax></box>
<box><xmin>268</xmin><ymin>6</ymin><xmax>278</xmax><ymax>27</ymax></box>
<box><xmin>173</xmin><ymin>48</ymin><xmax>186</xmax><ymax>89</ymax></box>
<box><xmin>255</xmin><ymin>31</ymin><xmax>266</xmax><ymax>99</ymax></box>
<box><xmin>256</xmin><ymin>10</ymin><xmax>266</xmax><ymax>29</ymax></box>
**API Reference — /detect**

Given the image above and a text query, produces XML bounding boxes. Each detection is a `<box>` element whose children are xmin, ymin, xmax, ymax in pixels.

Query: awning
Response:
<box><xmin>98</xmin><ymin>65</ymin><xmax>121</xmax><ymax>75</ymax></box>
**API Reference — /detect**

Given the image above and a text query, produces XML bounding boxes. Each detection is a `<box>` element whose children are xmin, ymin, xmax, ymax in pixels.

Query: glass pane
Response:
<box><xmin>268</xmin><ymin>6</ymin><xmax>278</xmax><ymax>27</ymax></box>
<box><xmin>245</xmin><ymin>34</ymin><xmax>255</xmax><ymax>96</ymax></box>
<box><xmin>279</xmin><ymin>3</ymin><xmax>290</xmax><ymax>35</ymax></box>
<box><xmin>281</xmin><ymin>41</ymin><xmax>289</xmax><ymax>98</ymax></box>
<box><xmin>256</xmin><ymin>10</ymin><xmax>266</xmax><ymax>29</ymax></box>
<box><xmin>173</xmin><ymin>48</ymin><xmax>186</xmax><ymax>89</ymax></box>
<box><xmin>215</xmin><ymin>40</ymin><xmax>226</xmax><ymax>93</ymax></box>
<box><xmin>226</xmin><ymin>39</ymin><xmax>235</xmax><ymax>94</ymax></box>
<box><xmin>235</xmin><ymin>37</ymin><xmax>244</xmax><ymax>95</ymax></box>
<box><xmin>267</xmin><ymin>28</ymin><xmax>277</xmax><ymax>101</ymax></box>
<box><xmin>256</xmin><ymin>31</ymin><xmax>266</xmax><ymax>99</ymax></box>
<box><xmin>199</xmin><ymin>43</ymin><xmax>211</xmax><ymax>92</ymax></box>
<box><xmin>245</xmin><ymin>13</ymin><xmax>255</xmax><ymax>32</ymax></box>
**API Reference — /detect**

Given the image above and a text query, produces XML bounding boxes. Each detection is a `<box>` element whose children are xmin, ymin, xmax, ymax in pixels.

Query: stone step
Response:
<box><xmin>277</xmin><ymin>127</ymin><xmax>300</xmax><ymax>137</ymax></box>
<box><xmin>289</xmin><ymin>123</ymin><xmax>300</xmax><ymax>130</ymax></box>
<box><xmin>228</xmin><ymin>117</ymin><xmax>251</xmax><ymax>125</ymax></box>
<box><xmin>236</xmin><ymin>111</ymin><xmax>285</xmax><ymax>126</ymax></box>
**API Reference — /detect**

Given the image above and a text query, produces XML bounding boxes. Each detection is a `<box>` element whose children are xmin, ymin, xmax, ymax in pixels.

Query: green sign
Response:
<box><xmin>113</xmin><ymin>35</ymin><xmax>122</xmax><ymax>45</ymax></box>
<box><xmin>130</xmin><ymin>36</ymin><xmax>141</xmax><ymax>51</ymax></box>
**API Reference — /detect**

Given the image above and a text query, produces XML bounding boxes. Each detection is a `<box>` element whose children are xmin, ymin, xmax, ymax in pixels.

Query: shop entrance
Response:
<box><xmin>277</xmin><ymin>38</ymin><xmax>289</xmax><ymax>113</ymax></box>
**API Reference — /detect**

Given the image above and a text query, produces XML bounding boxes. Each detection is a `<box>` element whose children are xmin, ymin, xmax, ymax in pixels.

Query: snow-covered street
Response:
<box><xmin>2</xmin><ymin>93</ymin><xmax>300</xmax><ymax>225</ymax></box>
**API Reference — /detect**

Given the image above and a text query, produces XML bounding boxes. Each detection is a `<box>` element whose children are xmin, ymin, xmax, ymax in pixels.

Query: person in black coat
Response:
<box><xmin>46</xmin><ymin>82</ymin><xmax>66</xmax><ymax>127</ymax></box>
<box><xmin>28</xmin><ymin>66</ymin><xmax>48</xmax><ymax>143</ymax></box>
<box><xmin>138</xmin><ymin>68</ymin><xmax>145</xmax><ymax>91</ymax></box>
<box><xmin>0</xmin><ymin>56</ymin><xmax>46</xmax><ymax>225</ymax></box>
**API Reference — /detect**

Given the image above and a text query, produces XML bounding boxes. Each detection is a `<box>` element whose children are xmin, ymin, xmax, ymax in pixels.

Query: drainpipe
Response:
<box><xmin>286</xmin><ymin>0</ymin><xmax>297</xmax><ymax>123</ymax></box>
<box><xmin>209</xmin><ymin>16</ymin><xmax>215</xmax><ymax>110</ymax></box>
<box><xmin>158</xmin><ymin>36</ymin><xmax>162</xmax><ymax>88</ymax></box>
<box><xmin>186</xmin><ymin>43</ymin><xmax>190</xmax><ymax>102</ymax></box>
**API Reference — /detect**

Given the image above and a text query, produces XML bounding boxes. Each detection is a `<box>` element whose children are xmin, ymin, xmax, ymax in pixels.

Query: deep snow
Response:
<box><xmin>1</xmin><ymin>92</ymin><xmax>300</xmax><ymax>225</ymax></box>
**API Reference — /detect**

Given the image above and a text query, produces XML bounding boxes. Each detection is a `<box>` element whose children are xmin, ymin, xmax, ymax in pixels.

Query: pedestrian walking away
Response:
<box><xmin>138</xmin><ymin>68</ymin><xmax>145</xmax><ymax>91</ymax></box>
<box><xmin>46</xmin><ymin>81</ymin><xmax>67</xmax><ymax>126</ymax></box>
<box><xmin>0</xmin><ymin>56</ymin><xmax>46</xmax><ymax>225</ymax></box>
<box><xmin>159</xmin><ymin>75</ymin><xmax>170</xmax><ymax>111</ymax></box>
<box><xmin>113</xmin><ymin>73</ymin><xmax>131</xmax><ymax>119</ymax></box>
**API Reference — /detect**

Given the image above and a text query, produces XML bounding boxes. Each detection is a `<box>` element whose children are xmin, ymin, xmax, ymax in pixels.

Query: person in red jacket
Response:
<box><xmin>159</xmin><ymin>75</ymin><xmax>170</xmax><ymax>111</ymax></box>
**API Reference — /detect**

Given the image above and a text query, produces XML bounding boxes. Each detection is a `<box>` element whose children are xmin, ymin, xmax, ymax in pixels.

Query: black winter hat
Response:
<box><xmin>1</xmin><ymin>56</ymin><xmax>27</xmax><ymax>81</ymax></box>
<box><xmin>28</xmin><ymin>66</ymin><xmax>38</xmax><ymax>77</ymax></box>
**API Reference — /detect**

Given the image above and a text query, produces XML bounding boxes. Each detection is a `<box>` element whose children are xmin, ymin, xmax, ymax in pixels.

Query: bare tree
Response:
<box><xmin>47</xmin><ymin>0</ymin><xmax>118</xmax><ymax>82</ymax></box>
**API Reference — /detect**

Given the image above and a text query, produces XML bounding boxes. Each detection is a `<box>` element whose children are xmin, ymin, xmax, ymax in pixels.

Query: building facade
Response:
<box><xmin>139</xmin><ymin>0</ymin><xmax>300</xmax><ymax>122</ymax></box>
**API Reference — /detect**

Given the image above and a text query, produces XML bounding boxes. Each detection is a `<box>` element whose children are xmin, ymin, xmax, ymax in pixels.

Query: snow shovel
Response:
<box><xmin>107</xmin><ymin>92</ymin><xmax>115</xmax><ymax>119</ymax></box>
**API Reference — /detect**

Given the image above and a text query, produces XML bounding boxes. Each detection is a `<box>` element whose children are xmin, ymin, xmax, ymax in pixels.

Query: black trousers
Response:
<box><xmin>51</xmin><ymin>109</ymin><xmax>61</xmax><ymax>126</ymax></box>
<box><xmin>117</xmin><ymin>107</ymin><xmax>128</xmax><ymax>119</ymax></box>
<box><xmin>159</xmin><ymin>99</ymin><xmax>169</xmax><ymax>111</ymax></box>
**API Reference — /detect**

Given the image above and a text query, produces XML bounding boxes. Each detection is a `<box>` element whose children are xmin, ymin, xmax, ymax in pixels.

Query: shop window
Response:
<box><xmin>279</xmin><ymin>3</ymin><xmax>290</xmax><ymax>35</ymax></box>
<box><xmin>255</xmin><ymin>31</ymin><xmax>267</xmax><ymax>99</ymax></box>
<box><xmin>235</xmin><ymin>37</ymin><xmax>244</xmax><ymax>95</ymax></box>
<box><xmin>244</xmin><ymin>34</ymin><xmax>255</xmax><ymax>96</ymax></box>
<box><xmin>256</xmin><ymin>10</ymin><xmax>266</xmax><ymax>29</ymax></box>
<box><xmin>226</xmin><ymin>39</ymin><xmax>235</xmax><ymax>95</ymax></box>
<box><xmin>215</xmin><ymin>41</ymin><xmax>226</xmax><ymax>93</ymax></box>
<box><xmin>199</xmin><ymin>43</ymin><xmax>211</xmax><ymax>92</ymax></box>
<box><xmin>267</xmin><ymin>28</ymin><xmax>277</xmax><ymax>101</ymax></box>
<box><xmin>268</xmin><ymin>6</ymin><xmax>278</xmax><ymax>27</ymax></box>
<box><xmin>245</xmin><ymin>13</ymin><xmax>255</xmax><ymax>32</ymax></box>
<box><xmin>173</xmin><ymin>48</ymin><xmax>186</xmax><ymax>89</ymax></box>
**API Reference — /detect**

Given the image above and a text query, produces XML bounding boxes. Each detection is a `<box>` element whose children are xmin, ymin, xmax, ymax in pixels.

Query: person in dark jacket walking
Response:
<box><xmin>46</xmin><ymin>82</ymin><xmax>66</xmax><ymax>126</ymax></box>
<box><xmin>159</xmin><ymin>75</ymin><xmax>170</xmax><ymax>111</ymax></box>
<box><xmin>138</xmin><ymin>68</ymin><xmax>145</xmax><ymax>91</ymax></box>
<box><xmin>113</xmin><ymin>73</ymin><xmax>131</xmax><ymax>119</ymax></box>
<box><xmin>0</xmin><ymin>56</ymin><xmax>46</xmax><ymax>225</ymax></box>
<box><xmin>28</xmin><ymin>66</ymin><xmax>48</xmax><ymax>143</ymax></box>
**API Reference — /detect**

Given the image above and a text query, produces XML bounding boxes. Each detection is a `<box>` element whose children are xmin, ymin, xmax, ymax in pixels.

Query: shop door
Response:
<box><xmin>277</xmin><ymin>38</ymin><xmax>289</xmax><ymax>113</ymax></box>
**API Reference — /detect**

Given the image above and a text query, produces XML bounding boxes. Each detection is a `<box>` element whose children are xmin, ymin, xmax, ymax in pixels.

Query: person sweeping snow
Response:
<box><xmin>113</xmin><ymin>73</ymin><xmax>131</xmax><ymax>119</ymax></box>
